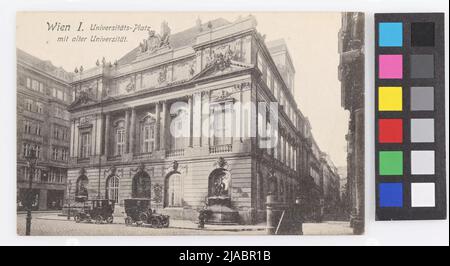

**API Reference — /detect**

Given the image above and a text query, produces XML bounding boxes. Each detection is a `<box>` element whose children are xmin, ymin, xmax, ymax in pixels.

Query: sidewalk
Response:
<box><xmin>36</xmin><ymin>214</ymin><xmax>352</xmax><ymax>234</ymax></box>
<box><xmin>36</xmin><ymin>214</ymin><xmax>267</xmax><ymax>232</ymax></box>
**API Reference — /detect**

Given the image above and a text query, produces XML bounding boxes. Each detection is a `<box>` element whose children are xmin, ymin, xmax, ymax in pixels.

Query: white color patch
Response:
<box><xmin>411</xmin><ymin>183</ymin><xmax>436</xmax><ymax>207</ymax></box>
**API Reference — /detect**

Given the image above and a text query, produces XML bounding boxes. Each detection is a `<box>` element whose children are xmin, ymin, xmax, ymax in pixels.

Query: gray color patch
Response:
<box><xmin>411</xmin><ymin>150</ymin><xmax>435</xmax><ymax>175</ymax></box>
<box><xmin>411</xmin><ymin>118</ymin><xmax>435</xmax><ymax>143</ymax></box>
<box><xmin>410</xmin><ymin>54</ymin><xmax>434</xmax><ymax>78</ymax></box>
<box><xmin>411</xmin><ymin>86</ymin><xmax>434</xmax><ymax>110</ymax></box>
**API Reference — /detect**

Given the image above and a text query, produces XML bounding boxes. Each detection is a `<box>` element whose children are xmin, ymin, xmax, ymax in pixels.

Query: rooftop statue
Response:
<box><xmin>139</xmin><ymin>21</ymin><xmax>171</xmax><ymax>53</ymax></box>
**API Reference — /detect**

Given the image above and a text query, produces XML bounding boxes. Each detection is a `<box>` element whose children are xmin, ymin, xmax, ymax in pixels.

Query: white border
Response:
<box><xmin>0</xmin><ymin>0</ymin><xmax>448</xmax><ymax>246</ymax></box>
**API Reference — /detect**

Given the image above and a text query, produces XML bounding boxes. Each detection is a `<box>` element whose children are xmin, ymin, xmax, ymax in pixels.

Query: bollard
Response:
<box><xmin>295</xmin><ymin>197</ymin><xmax>304</xmax><ymax>235</ymax></box>
<box><xmin>265</xmin><ymin>194</ymin><xmax>276</xmax><ymax>235</ymax></box>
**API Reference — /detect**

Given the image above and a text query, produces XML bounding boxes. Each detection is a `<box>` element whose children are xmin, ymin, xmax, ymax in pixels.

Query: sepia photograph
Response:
<box><xmin>16</xmin><ymin>12</ymin><xmax>365</xmax><ymax>236</ymax></box>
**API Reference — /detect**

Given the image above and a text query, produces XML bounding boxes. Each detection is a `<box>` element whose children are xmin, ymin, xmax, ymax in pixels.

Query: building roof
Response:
<box><xmin>266</xmin><ymin>38</ymin><xmax>295</xmax><ymax>72</ymax></box>
<box><xmin>16</xmin><ymin>48</ymin><xmax>73</xmax><ymax>82</ymax></box>
<box><xmin>117</xmin><ymin>18</ymin><xmax>231</xmax><ymax>66</ymax></box>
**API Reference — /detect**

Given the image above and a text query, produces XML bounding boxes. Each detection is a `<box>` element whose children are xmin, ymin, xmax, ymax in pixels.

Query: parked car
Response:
<box><xmin>123</xmin><ymin>198</ymin><xmax>169</xmax><ymax>228</ymax></box>
<box><xmin>74</xmin><ymin>199</ymin><xmax>115</xmax><ymax>224</ymax></box>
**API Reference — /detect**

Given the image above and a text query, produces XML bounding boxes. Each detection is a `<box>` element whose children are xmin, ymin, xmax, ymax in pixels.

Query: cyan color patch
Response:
<box><xmin>379</xmin><ymin>183</ymin><xmax>403</xmax><ymax>207</ymax></box>
<box><xmin>379</xmin><ymin>22</ymin><xmax>403</xmax><ymax>47</ymax></box>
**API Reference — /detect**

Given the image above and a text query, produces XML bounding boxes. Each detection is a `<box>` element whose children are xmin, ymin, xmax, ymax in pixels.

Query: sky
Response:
<box><xmin>16</xmin><ymin>12</ymin><xmax>350</xmax><ymax>167</ymax></box>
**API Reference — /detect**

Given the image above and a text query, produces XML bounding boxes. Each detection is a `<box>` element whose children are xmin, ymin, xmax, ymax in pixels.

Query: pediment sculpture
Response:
<box><xmin>139</xmin><ymin>21</ymin><xmax>171</xmax><ymax>54</ymax></box>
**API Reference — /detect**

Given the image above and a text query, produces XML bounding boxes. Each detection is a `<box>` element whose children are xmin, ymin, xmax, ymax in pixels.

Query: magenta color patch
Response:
<box><xmin>379</xmin><ymin>54</ymin><xmax>403</xmax><ymax>79</ymax></box>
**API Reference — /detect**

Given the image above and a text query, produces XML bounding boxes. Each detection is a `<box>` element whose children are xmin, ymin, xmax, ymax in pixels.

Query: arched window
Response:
<box><xmin>132</xmin><ymin>171</ymin><xmax>151</xmax><ymax>198</ymax></box>
<box><xmin>164</xmin><ymin>172</ymin><xmax>182</xmax><ymax>207</ymax></box>
<box><xmin>106</xmin><ymin>175</ymin><xmax>120</xmax><ymax>203</ymax></box>
<box><xmin>140</xmin><ymin>116</ymin><xmax>155</xmax><ymax>154</ymax></box>
<box><xmin>115</xmin><ymin>120</ymin><xmax>125</xmax><ymax>155</ymax></box>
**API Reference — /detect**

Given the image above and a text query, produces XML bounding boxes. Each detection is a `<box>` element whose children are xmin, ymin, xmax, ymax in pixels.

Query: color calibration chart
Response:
<box><xmin>375</xmin><ymin>13</ymin><xmax>446</xmax><ymax>220</ymax></box>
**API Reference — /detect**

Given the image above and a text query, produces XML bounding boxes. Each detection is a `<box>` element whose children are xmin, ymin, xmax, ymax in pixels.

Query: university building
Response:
<box><xmin>66</xmin><ymin>16</ymin><xmax>337</xmax><ymax>223</ymax></box>
<box><xmin>16</xmin><ymin>49</ymin><xmax>73</xmax><ymax>211</ymax></box>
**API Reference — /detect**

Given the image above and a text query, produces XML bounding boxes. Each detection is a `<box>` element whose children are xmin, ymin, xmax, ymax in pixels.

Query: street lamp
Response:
<box><xmin>67</xmin><ymin>180</ymin><xmax>72</xmax><ymax>220</ymax></box>
<box><xmin>25</xmin><ymin>148</ymin><xmax>37</xmax><ymax>236</ymax></box>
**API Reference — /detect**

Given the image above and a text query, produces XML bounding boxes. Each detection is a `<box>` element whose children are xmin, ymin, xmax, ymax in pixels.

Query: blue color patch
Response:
<box><xmin>379</xmin><ymin>183</ymin><xmax>403</xmax><ymax>207</ymax></box>
<box><xmin>379</xmin><ymin>22</ymin><xmax>403</xmax><ymax>47</ymax></box>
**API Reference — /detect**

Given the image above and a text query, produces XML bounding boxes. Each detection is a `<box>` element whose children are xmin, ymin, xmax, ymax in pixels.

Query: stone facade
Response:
<box><xmin>16</xmin><ymin>49</ymin><xmax>73</xmax><ymax>211</ymax></box>
<box><xmin>65</xmin><ymin>16</ymin><xmax>337</xmax><ymax>224</ymax></box>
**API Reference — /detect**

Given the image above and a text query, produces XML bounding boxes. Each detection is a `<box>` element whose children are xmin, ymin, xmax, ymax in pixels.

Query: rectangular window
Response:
<box><xmin>24</xmin><ymin>120</ymin><xmax>31</xmax><ymax>134</ymax></box>
<box><xmin>25</xmin><ymin>99</ymin><xmax>33</xmax><ymax>111</ymax></box>
<box><xmin>212</xmin><ymin>103</ymin><xmax>232</xmax><ymax>146</ymax></box>
<box><xmin>39</xmin><ymin>82</ymin><xmax>44</xmax><ymax>93</ymax></box>
<box><xmin>142</xmin><ymin>125</ymin><xmax>155</xmax><ymax>153</ymax></box>
<box><xmin>52</xmin><ymin>147</ymin><xmax>59</xmax><ymax>161</ymax></box>
<box><xmin>267</xmin><ymin>70</ymin><xmax>272</xmax><ymax>91</ymax></box>
<box><xmin>23</xmin><ymin>167</ymin><xmax>29</xmax><ymax>181</ymax></box>
<box><xmin>274</xmin><ymin>81</ymin><xmax>279</xmax><ymax>100</ymax></box>
<box><xmin>32</xmin><ymin>80</ymin><xmax>39</xmax><ymax>91</ymax></box>
<box><xmin>23</xmin><ymin>143</ymin><xmax>30</xmax><ymax>157</ymax></box>
<box><xmin>53</xmin><ymin>126</ymin><xmax>60</xmax><ymax>139</ymax></box>
<box><xmin>36</xmin><ymin>102</ymin><xmax>43</xmax><ymax>114</ymax></box>
<box><xmin>35</xmin><ymin>145</ymin><xmax>41</xmax><ymax>159</ymax></box>
<box><xmin>52</xmin><ymin>88</ymin><xmax>57</xmax><ymax>98</ymax></box>
<box><xmin>80</xmin><ymin>132</ymin><xmax>91</xmax><ymax>158</ymax></box>
<box><xmin>35</xmin><ymin>123</ymin><xmax>41</xmax><ymax>136</ymax></box>
<box><xmin>62</xmin><ymin>148</ymin><xmax>68</xmax><ymax>161</ymax></box>
<box><xmin>57</xmin><ymin>90</ymin><xmax>63</xmax><ymax>100</ymax></box>
<box><xmin>116</xmin><ymin>129</ymin><xmax>125</xmax><ymax>155</ymax></box>
<box><xmin>26</xmin><ymin>78</ymin><xmax>31</xmax><ymax>88</ymax></box>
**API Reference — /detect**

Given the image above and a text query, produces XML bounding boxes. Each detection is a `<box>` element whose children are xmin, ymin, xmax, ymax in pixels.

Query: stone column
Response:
<box><xmin>188</xmin><ymin>95</ymin><xmax>193</xmax><ymax>147</ymax></box>
<box><xmin>201</xmin><ymin>91</ymin><xmax>210</xmax><ymax>147</ymax></box>
<box><xmin>155</xmin><ymin>102</ymin><xmax>161</xmax><ymax>150</ymax></box>
<box><xmin>353</xmin><ymin>108</ymin><xmax>364</xmax><ymax>235</ymax></box>
<box><xmin>124</xmin><ymin>110</ymin><xmax>130</xmax><ymax>153</ymax></box>
<box><xmin>160</xmin><ymin>101</ymin><xmax>167</xmax><ymax>151</ymax></box>
<box><xmin>192</xmin><ymin>92</ymin><xmax>202</xmax><ymax>147</ymax></box>
<box><xmin>69</xmin><ymin>120</ymin><xmax>75</xmax><ymax>157</ymax></box>
<box><xmin>129</xmin><ymin>108</ymin><xmax>136</xmax><ymax>154</ymax></box>
<box><xmin>104</xmin><ymin>113</ymin><xmax>110</xmax><ymax>157</ymax></box>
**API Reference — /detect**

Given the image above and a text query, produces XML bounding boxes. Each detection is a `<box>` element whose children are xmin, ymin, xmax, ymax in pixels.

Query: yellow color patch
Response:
<box><xmin>379</xmin><ymin>87</ymin><xmax>403</xmax><ymax>111</ymax></box>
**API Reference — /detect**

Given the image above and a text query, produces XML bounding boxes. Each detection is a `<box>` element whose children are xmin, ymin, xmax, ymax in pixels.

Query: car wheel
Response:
<box><xmin>151</xmin><ymin>217</ymin><xmax>161</xmax><ymax>228</ymax></box>
<box><xmin>107</xmin><ymin>216</ymin><xmax>114</xmax><ymax>224</ymax></box>
<box><xmin>95</xmin><ymin>215</ymin><xmax>103</xmax><ymax>224</ymax></box>
<box><xmin>163</xmin><ymin>219</ymin><xmax>170</xmax><ymax>228</ymax></box>
<box><xmin>139</xmin><ymin>213</ymin><xmax>148</xmax><ymax>224</ymax></box>
<box><xmin>125</xmin><ymin>216</ymin><xmax>133</xmax><ymax>226</ymax></box>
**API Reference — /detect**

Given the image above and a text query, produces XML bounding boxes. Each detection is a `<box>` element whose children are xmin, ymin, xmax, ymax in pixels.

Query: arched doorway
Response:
<box><xmin>164</xmin><ymin>172</ymin><xmax>182</xmax><ymax>207</ymax></box>
<box><xmin>208</xmin><ymin>169</ymin><xmax>231</xmax><ymax>197</ymax></box>
<box><xmin>132</xmin><ymin>171</ymin><xmax>151</xmax><ymax>198</ymax></box>
<box><xmin>106</xmin><ymin>175</ymin><xmax>120</xmax><ymax>203</ymax></box>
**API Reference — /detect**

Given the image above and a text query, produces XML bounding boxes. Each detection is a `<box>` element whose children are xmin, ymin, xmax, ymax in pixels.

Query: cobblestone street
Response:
<box><xmin>17</xmin><ymin>213</ymin><xmax>353</xmax><ymax>236</ymax></box>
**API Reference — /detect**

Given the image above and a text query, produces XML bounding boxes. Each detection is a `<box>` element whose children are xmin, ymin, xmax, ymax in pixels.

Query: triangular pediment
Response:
<box><xmin>191</xmin><ymin>60</ymin><xmax>252</xmax><ymax>81</ymax></box>
<box><xmin>68</xmin><ymin>91</ymin><xmax>98</xmax><ymax>110</ymax></box>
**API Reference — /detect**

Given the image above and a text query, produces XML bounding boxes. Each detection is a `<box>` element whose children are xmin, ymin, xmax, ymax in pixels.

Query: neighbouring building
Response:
<box><xmin>320</xmin><ymin>153</ymin><xmax>341</xmax><ymax>220</ymax></box>
<box><xmin>16</xmin><ymin>49</ymin><xmax>73</xmax><ymax>211</ymax></box>
<box><xmin>338</xmin><ymin>12</ymin><xmax>365</xmax><ymax>234</ymax></box>
<box><xmin>65</xmin><ymin>16</ymin><xmax>337</xmax><ymax>224</ymax></box>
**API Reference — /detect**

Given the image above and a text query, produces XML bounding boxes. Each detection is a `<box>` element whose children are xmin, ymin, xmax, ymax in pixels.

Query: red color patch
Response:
<box><xmin>379</xmin><ymin>119</ymin><xmax>403</xmax><ymax>143</ymax></box>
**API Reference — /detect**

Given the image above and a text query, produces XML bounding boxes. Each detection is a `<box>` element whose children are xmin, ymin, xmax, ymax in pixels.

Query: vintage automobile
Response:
<box><xmin>74</xmin><ymin>199</ymin><xmax>115</xmax><ymax>224</ymax></box>
<box><xmin>123</xmin><ymin>198</ymin><xmax>170</xmax><ymax>228</ymax></box>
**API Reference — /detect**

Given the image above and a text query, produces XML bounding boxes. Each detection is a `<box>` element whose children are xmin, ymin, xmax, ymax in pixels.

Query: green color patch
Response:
<box><xmin>379</xmin><ymin>151</ymin><xmax>403</xmax><ymax>175</ymax></box>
